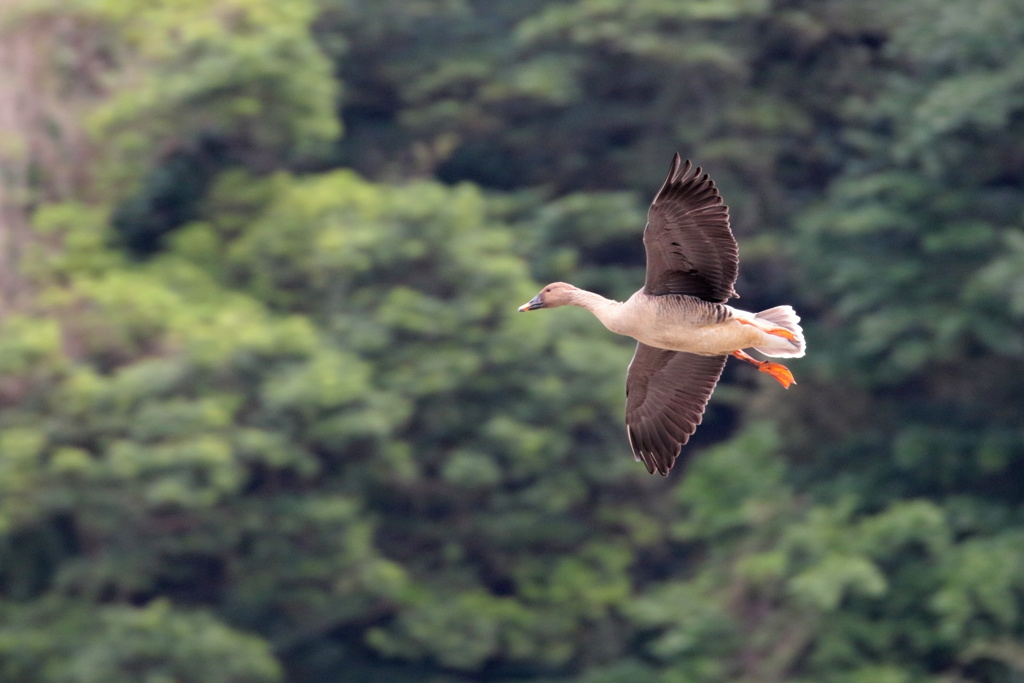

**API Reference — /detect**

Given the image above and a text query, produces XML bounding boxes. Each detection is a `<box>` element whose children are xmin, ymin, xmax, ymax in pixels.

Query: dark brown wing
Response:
<box><xmin>625</xmin><ymin>343</ymin><xmax>727</xmax><ymax>475</ymax></box>
<box><xmin>643</xmin><ymin>153</ymin><xmax>738</xmax><ymax>302</ymax></box>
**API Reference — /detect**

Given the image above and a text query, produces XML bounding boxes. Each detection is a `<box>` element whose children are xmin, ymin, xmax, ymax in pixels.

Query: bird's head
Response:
<box><xmin>518</xmin><ymin>282</ymin><xmax>577</xmax><ymax>312</ymax></box>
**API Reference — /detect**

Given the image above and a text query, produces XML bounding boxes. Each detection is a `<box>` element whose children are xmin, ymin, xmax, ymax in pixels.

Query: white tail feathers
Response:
<box><xmin>752</xmin><ymin>305</ymin><xmax>806</xmax><ymax>358</ymax></box>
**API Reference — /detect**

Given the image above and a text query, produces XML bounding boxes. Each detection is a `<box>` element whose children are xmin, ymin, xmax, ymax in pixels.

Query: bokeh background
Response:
<box><xmin>2</xmin><ymin>1</ymin><xmax>1024</xmax><ymax>681</ymax></box>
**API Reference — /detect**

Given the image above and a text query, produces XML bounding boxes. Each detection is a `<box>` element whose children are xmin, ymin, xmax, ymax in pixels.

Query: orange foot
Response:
<box><xmin>757</xmin><ymin>361</ymin><xmax>795</xmax><ymax>388</ymax></box>
<box><xmin>736</xmin><ymin>317</ymin><xmax>797</xmax><ymax>342</ymax></box>
<box><xmin>731</xmin><ymin>350</ymin><xmax>796</xmax><ymax>388</ymax></box>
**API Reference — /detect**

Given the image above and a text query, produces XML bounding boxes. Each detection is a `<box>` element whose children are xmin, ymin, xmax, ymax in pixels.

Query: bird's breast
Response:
<box><xmin>635</xmin><ymin>322</ymin><xmax>750</xmax><ymax>355</ymax></box>
<box><xmin>631</xmin><ymin>306</ymin><xmax>760</xmax><ymax>355</ymax></box>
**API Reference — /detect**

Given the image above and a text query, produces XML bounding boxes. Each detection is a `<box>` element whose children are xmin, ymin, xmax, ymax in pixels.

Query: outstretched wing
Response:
<box><xmin>625</xmin><ymin>343</ymin><xmax>727</xmax><ymax>475</ymax></box>
<box><xmin>643</xmin><ymin>153</ymin><xmax>738</xmax><ymax>302</ymax></box>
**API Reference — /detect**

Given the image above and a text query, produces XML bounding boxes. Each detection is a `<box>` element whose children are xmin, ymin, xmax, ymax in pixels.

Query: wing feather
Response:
<box><xmin>625</xmin><ymin>343</ymin><xmax>727</xmax><ymax>475</ymax></box>
<box><xmin>643</xmin><ymin>154</ymin><xmax>738</xmax><ymax>302</ymax></box>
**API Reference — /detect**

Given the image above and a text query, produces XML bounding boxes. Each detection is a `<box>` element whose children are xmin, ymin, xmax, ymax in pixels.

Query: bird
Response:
<box><xmin>518</xmin><ymin>153</ymin><xmax>805</xmax><ymax>475</ymax></box>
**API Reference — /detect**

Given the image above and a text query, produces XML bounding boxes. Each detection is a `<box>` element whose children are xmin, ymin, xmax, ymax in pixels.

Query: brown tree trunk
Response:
<box><xmin>0</xmin><ymin>2</ymin><xmax>105</xmax><ymax>318</ymax></box>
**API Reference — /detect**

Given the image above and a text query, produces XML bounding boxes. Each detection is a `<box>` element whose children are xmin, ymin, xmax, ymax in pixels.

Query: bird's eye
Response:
<box><xmin>545</xmin><ymin>287</ymin><xmax>551</xmax><ymax>292</ymax></box>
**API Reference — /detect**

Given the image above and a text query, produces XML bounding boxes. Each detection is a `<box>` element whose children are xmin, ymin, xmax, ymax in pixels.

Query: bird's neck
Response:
<box><xmin>569</xmin><ymin>288</ymin><xmax>625</xmax><ymax>332</ymax></box>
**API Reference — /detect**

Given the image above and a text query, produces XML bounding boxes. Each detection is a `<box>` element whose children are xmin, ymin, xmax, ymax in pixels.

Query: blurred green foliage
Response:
<box><xmin>1</xmin><ymin>0</ymin><xmax>1024</xmax><ymax>681</ymax></box>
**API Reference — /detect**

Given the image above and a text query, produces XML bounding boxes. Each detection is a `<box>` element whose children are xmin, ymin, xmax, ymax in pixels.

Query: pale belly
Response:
<box><xmin>596</xmin><ymin>299</ymin><xmax>767</xmax><ymax>356</ymax></box>
<box><xmin>632</xmin><ymin>317</ymin><xmax>763</xmax><ymax>356</ymax></box>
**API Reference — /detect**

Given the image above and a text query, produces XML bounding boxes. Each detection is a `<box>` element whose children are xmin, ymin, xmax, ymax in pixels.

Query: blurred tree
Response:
<box><xmin>0</xmin><ymin>599</ymin><xmax>282</xmax><ymax>683</ymax></box>
<box><xmin>86</xmin><ymin>0</ymin><xmax>340</xmax><ymax>180</ymax></box>
<box><xmin>1</xmin><ymin>160</ymin><xmax>661</xmax><ymax>679</ymax></box>
<box><xmin>316</xmin><ymin>0</ymin><xmax>795</xmax><ymax>197</ymax></box>
<box><xmin>789</xmin><ymin>0</ymin><xmax>1024</xmax><ymax>498</ymax></box>
<box><xmin>2</xmin><ymin>0</ymin><xmax>1024</xmax><ymax>681</ymax></box>
<box><xmin>777</xmin><ymin>0</ymin><xmax>1024</xmax><ymax>679</ymax></box>
<box><xmin>0</xmin><ymin>2</ymin><xmax>107</xmax><ymax>315</ymax></box>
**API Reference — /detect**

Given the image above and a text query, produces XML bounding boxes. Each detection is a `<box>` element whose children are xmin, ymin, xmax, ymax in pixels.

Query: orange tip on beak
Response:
<box><xmin>519</xmin><ymin>294</ymin><xmax>543</xmax><ymax>312</ymax></box>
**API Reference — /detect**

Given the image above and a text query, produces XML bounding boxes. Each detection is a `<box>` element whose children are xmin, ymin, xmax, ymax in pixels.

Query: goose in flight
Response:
<box><xmin>519</xmin><ymin>154</ymin><xmax>805</xmax><ymax>475</ymax></box>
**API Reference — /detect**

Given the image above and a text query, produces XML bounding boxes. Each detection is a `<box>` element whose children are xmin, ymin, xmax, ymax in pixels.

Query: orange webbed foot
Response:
<box><xmin>736</xmin><ymin>317</ymin><xmax>797</xmax><ymax>341</ymax></box>
<box><xmin>731</xmin><ymin>350</ymin><xmax>796</xmax><ymax>388</ymax></box>
<box><xmin>766</xmin><ymin>327</ymin><xmax>797</xmax><ymax>342</ymax></box>
<box><xmin>757</xmin><ymin>361</ymin><xmax>795</xmax><ymax>388</ymax></box>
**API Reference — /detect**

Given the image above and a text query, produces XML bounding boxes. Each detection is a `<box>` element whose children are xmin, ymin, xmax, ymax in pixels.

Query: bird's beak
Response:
<box><xmin>518</xmin><ymin>294</ymin><xmax>544</xmax><ymax>312</ymax></box>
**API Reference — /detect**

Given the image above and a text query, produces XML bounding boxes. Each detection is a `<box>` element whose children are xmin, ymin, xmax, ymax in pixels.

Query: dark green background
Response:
<box><xmin>1</xmin><ymin>0</ymin><xmax>1023</xmax><ymax>680</ymax></box>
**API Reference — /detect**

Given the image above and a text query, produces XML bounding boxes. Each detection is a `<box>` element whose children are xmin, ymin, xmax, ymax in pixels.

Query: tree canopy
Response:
<box><xmin>2</xmin><ymin>0</ymin><xmax>1024</xmax><ymax>681</ymax></box>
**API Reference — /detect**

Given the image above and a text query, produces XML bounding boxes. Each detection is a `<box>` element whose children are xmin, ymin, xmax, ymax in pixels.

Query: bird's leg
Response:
<box><xmin>731</xmin><ymin>350</ymin><xmax>796</xmax><ymax>388</ymax></box>
<box><xmin>736</xmin><ymin>317</ymin><xmax>798</xmax><ymax>342</ymax></box>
